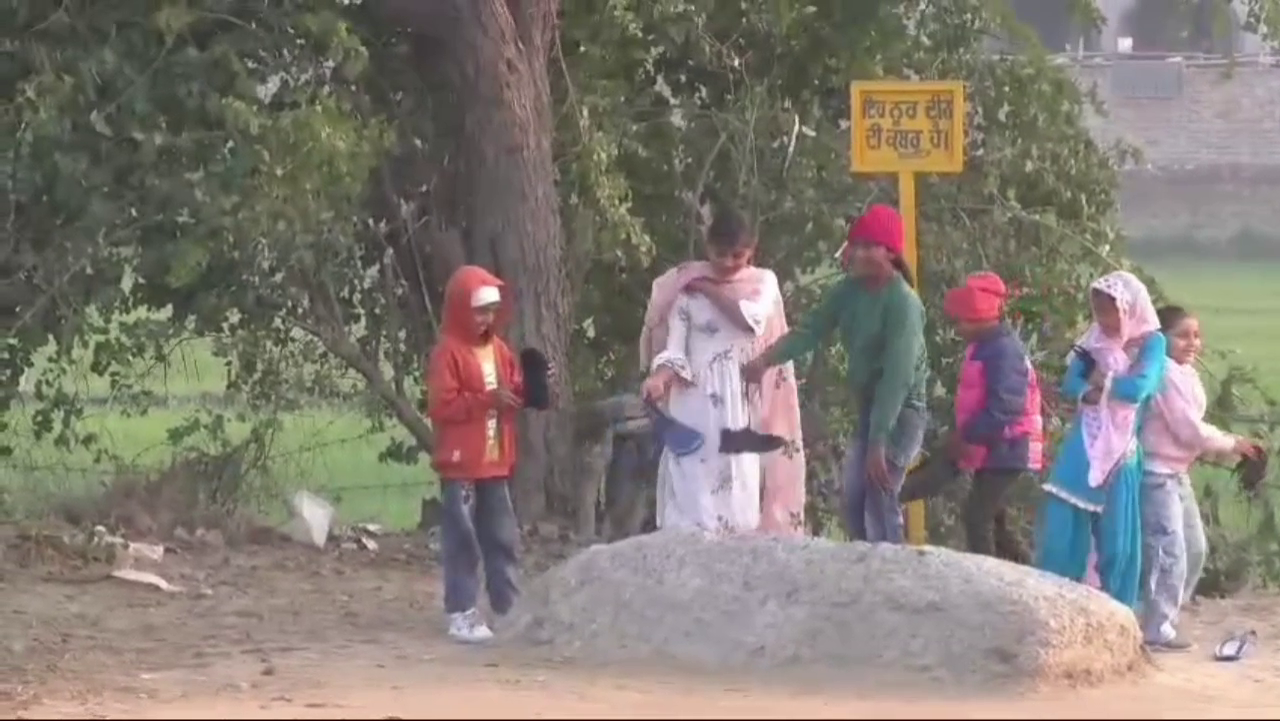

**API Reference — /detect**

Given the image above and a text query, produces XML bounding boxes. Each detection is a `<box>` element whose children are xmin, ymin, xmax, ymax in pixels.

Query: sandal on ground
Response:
<box><xmin>1214</xmin><ymin>630</ymin><xmax>1258</xmax><ymax>662</ymax></box>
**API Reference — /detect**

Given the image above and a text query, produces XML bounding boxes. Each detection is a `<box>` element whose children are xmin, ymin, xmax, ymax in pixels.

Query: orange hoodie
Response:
<box><xmin>426</xmin><ymin>265</ymin><xmax>524</xmax><ymax>480</ymax></box>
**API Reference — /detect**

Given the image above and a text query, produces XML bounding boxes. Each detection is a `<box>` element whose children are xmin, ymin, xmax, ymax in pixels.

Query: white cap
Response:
<box><xmin>470</xmin><ymin>285</ymin><xmax>501</xmax><ymax>308</ymax></box>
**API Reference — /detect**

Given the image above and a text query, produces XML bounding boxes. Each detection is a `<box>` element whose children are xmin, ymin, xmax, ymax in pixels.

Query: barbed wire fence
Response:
<box><xmin>0</xmin><ymin>420</ymin><xmax>437</xmax><ymax>529</ymax></box>
<box><xmin>2</xmin><ymin>338</ymin><xmax>440</xmax><ymax>530</ymax></box>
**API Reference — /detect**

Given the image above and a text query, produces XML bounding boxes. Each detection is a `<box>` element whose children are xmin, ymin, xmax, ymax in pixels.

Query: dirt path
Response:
<box><xmin>3</xmin><ymin>530</ymin><xmax>1278</xmax><ymax>719</ymax></box>
<box><xmin>17</xmin><ymin>633</ymin><xmax>1280</xmax><ymax>720</ymax></box>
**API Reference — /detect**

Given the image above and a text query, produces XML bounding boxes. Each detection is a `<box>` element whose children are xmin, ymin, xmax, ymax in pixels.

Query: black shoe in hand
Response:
<box><xmin>719</xmin><ymin>427</ymin><xmax>787</xmax><ymax>455</ymax></box>
<box><xmin>519</xmin><ymin>348</ymin><xmax>551</xmax><ymax>410</ymax></box>
<box><xmin>1235</xmin><ymin>448</ymin><xmax>1269</xmax><ymax>496</ymax></box>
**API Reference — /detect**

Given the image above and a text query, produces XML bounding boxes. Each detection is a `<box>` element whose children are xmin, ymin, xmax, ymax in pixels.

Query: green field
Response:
<box><xmin>3</xmin><ymin>332</ymin><xmax>432</xmax><ymax>529</ymax></box>
<box><xmin>3</xmin><ymin>406</ymin><xmax>430</xmax><ymax>528</ymax></box>
<box><xmin>3</xmin><ymin>260</ymin><xmax>1277</xmax><ymax>532</ymax></box>
<box><xmin>1146</xmin><ymin>260</ymin><xmax>1280</xmax><ymax>395</ymax></box>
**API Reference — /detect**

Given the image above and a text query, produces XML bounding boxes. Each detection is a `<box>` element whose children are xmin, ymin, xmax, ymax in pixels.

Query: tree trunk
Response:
<box><xmin>391</xmin><ymin>0</ymin><xmax>575</xmax><ymax>524</ymax></box>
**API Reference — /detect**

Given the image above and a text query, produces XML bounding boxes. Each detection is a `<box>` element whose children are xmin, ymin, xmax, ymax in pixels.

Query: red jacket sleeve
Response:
<box><xmin>426</xmin><ymin>345</ymin><xmax>492</xmax><ymax>423</ymax></box>
<box><xmin>497</xmin><ymin>340</ymin><xmax>526</xmax><ymax>404</ymax></box>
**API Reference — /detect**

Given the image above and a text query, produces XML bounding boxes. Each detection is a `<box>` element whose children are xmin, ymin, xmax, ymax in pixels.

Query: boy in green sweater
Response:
<box><xmin>744</xmin><ymin>204</ymin><xmax>928</xmax><ymax>543</ymax></box>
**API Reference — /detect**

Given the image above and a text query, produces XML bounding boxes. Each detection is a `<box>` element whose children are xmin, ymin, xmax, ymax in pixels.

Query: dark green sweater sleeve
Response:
<box><xmin>867</xmin><ymin>287</ymin><xmax>925</xmax><ymax>444</ymax></box>
<box><xmin>764</xmin><ymin>278</ymin><xmax>847</xmax><ymax>367</ymax></box>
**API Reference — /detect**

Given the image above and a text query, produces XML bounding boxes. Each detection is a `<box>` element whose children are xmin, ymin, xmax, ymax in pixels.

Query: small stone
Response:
<box><xmin>195</xmin><ymin>528</ymin><xmax>225</xmax><ymax>548</ymax></box>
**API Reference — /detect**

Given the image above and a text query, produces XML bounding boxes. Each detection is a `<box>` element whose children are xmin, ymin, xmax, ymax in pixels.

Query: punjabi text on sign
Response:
<box><xmin>860</xmin><ymin>92</ymin><xmax>955</xmax><ymax>160</ymax></box>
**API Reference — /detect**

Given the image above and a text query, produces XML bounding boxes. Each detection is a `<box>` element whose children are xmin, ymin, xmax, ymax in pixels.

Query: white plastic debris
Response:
<box><xmin>287</xmin><ymin>490</ymin><xmax>336</xmax><ymax>549</ymax></box>
<box><xmin>91</xmin><ymin>525</ymin><xmax>128</xmax><ymax>548</ymax></box>
<box><xmin>126</xmin><ymin>542</ymin><xmax>165</xmax><ymax>564</ymax></box>
<box><xmin>335</xmin><ymin>522</ymin><xmax>381</xmax><ymax>552</ymax></box>
<box><xmin>194</xmin><ymin>528</ymin><xmax>225</xmax><ymax>547</ymax></box>
<box><xmin>110</xmin><ymin>568</ymin><xmax>184</xmax><ymax>593</ymax></box>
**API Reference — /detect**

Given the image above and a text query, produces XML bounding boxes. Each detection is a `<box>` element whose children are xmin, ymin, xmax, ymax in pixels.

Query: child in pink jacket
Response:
<box><xmin>943</xmin><ymin>272</ymin><xmax>1044</xmax><ymax>562</ymax></box>
<box><xmin>1139</xmin><ymin>305</ymin><xmax>1260</xmax><ymax>653</ymax></box>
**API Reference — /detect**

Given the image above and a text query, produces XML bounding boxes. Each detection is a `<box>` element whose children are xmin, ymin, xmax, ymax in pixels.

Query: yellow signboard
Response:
<box><xmin>850</xmin><ymin>80</ymin><xmax>966</xmax><ymax>174</ymax></box>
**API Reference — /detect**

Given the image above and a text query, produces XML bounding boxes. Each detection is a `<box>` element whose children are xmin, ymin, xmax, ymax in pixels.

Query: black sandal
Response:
<box><xmin>1214</xmin><ymin>630</ymin><xmax>1258</xmax><ymax>662</ymax></box>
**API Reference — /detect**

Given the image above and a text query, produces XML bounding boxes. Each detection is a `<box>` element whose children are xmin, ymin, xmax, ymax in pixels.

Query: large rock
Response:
<box><xmin>505</xmin><ymin>531</ymin><xmax>1148</xmax><ymax>689</ymax></box>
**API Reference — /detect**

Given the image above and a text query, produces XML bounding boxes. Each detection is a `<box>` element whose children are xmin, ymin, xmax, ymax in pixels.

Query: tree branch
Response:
<box><xmin>288</xmin><ymin>272</ymin><xmax>436</xmax><ymax>453</ymax></box>
<box><xmin>316</xmin><ymin>321</ymin><xmax>435</xmax><ymax>453</ymax></box>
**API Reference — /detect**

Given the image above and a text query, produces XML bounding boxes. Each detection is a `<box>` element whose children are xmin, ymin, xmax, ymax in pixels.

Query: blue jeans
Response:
<box><xmin>1140</xmin><ymin>471</ymin><xmax>1207</xmax><ymax>643</ymax></box>
<box><xmin>440</xmin><ymin>479</ymin><xmax>520</xmax><ymax>615</ymax></box>
<box><xmin>840</xmin><ymin>401</ymin><xmax>928</xmax><ymax>544</ymax></box>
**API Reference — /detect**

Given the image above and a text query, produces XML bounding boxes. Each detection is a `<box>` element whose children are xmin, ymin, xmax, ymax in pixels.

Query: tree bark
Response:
<box><xmin>388</xmin><ymin>0</ymin><xmax>573</xmax><ymax>523</ymax></box>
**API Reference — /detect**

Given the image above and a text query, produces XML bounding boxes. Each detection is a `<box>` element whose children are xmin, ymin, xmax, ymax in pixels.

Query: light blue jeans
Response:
<box><xmin>840</xmin><ymin>400</ymin><xmax>928</xmax><ymax>544</ymax></box>
<box><xmin>1139</xmin><ymin>471</ymin><xmax>1208</xmax><ymax>643</ymax></box>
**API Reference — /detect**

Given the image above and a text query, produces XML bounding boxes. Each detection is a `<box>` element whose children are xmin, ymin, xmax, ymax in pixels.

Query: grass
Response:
<box><xmin>3</xmin><ymin>258</ymin><xmax>1278</xmax><ymax>535</ymax></box>
<box><xmin>6</xmin><ymin>307</ymin><xmax>433</xmax><ymax>529</ymax></box>
<box><xmin>1145</xmin><ymin>260</ymin><xmax>1280</xmax><ymax>395</ymax></box>
<box><xmin>2</xmin><ymin>404</ymin><xmax>432</xmax><ymax>530</ymax></box>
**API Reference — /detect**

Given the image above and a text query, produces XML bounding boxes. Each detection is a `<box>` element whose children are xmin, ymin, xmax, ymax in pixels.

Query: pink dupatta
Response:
<box><xmin>1075</xmin><ymin>271</ymin><xmax>1161</xmax><ymax>489</ymax></box>
<box><xmin>639</xmin><ymin>261</ymin><xmax>807</xmax><ymax>537</ymax></box>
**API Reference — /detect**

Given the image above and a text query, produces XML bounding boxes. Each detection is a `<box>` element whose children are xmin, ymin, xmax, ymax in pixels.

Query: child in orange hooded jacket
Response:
<box><xmin>427</xmin><ymin>265</ymin><xmax>526</xmax><ymax>644</ymax></box>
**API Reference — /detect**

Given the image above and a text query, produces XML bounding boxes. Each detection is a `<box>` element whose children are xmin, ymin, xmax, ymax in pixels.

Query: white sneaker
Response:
<box><xmin>447</xmin><ymin>609</ymin><xmax>494</xmax><ymax>644</ymax></box>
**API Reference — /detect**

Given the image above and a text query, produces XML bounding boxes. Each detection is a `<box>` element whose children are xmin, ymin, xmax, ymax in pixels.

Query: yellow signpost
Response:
<box><xmin>849</xmin><ymin>79</ymin><xmax>966</xmax><ymax>546</ymax></box>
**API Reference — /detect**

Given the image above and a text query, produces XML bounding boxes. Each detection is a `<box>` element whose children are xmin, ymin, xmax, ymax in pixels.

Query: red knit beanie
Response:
<box><xmin>944</xmin><ymin>271</ymin><xmax>1008</xmax><ymax>322</ymax></box>
<box><xmin>843</xmin><ymin>204</ymin><xmax>905</xmax><ymax>260</ymax></box>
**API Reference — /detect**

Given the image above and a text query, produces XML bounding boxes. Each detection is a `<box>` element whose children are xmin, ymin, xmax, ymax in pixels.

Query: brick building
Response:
<box><xmin>1066</xmin><ymin>57</ymin><xmax>1280</xmax><ymax>246</ymax></box>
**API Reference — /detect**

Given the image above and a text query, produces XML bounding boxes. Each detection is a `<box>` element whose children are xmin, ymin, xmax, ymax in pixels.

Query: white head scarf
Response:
<box><xmin>1075</xmin><ymin>270</ymin><xmax>1160</xmax><ymax>489</ymax></box>
<box><xmin>1077</xmin><ymin>270</ymin><xmax>1160</xmax><ymax>353</ymax></box>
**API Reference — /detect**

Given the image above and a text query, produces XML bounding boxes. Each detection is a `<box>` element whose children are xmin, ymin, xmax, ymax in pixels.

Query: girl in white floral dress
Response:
<box><xmin>639</xmin><ymin>208</ymin><xmax>806</xmax><ymax>536</ymax></box>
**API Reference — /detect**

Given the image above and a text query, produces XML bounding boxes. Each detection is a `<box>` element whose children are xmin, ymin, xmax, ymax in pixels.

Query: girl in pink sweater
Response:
<box><xmin>1139</xmin><ymin>305</ymin><xmax>1260</xmax><ymax>652</ymax></box>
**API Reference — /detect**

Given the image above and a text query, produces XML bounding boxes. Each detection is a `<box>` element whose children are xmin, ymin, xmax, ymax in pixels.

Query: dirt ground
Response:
<box><xmin>2</xmin><ymin>527</ymin><xmax>1278</xmax><ymax>720</ymax></box>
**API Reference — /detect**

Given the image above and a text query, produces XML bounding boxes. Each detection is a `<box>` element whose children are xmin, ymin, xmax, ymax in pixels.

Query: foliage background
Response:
<box><xmin>4</xmin><ymin>0</ymin><xmax>1280</xmax><ymax>595</ymax></box>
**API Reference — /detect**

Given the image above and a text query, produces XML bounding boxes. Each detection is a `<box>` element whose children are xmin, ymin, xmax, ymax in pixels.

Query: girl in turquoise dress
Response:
<box><xmin>1035</xmin><ymin>271</ymin><xmax>1166</xmax><ymax>608</ymax></box>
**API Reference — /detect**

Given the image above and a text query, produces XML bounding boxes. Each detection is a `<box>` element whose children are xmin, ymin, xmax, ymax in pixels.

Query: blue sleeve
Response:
<box><xmin>961</xmin><ymin>339</ymin><xmax>1027</xmax><ymax>445</ymax></box>
<box><xmin>1110</xmin><ymin>333</ymin><xmax>1168</xmax><ymax>404</ymax></box>
<box><xmin>1061</xmin><ymin>354</ymin><xmax>1090</xmax><ymax>400</ymax></box>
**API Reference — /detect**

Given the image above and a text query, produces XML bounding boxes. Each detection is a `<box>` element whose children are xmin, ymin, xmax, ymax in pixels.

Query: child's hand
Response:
<box><xmin>642</xmin><ymin>367</ymin><xmax>674</xmax><ymax>402</ymax></box>
<box><xmin>1080</xmin><ymin>387</ymin><xmax>1102</xmax><ymax>405</ymax></box>
<box><xmin>491</xmin><ymin>387</ymin><xmax>521</xmax><ymax>409</ymax></box>
<box><xmin>742</xmin><ymin>356</ymin><xmax>768</xmax><ymax>385</ymax></box>
<box><xmin>1087</xmin><ymin>368</ymin><xmax>1107</xmax><ymax>388</ymax></box>
<box><xmin>1233</xmin><ymin>437</ymin><xmax>1263</xmax><ymax>458</ymax></box>
<box><xmin>866</xmin><ymin>445</ymin><xmax>891</xmax><ymax>489</ymax></box>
